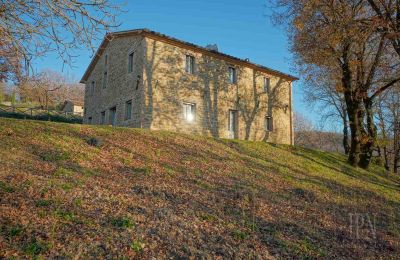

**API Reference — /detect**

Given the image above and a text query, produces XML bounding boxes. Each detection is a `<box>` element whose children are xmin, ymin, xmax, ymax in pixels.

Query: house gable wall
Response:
<box><xmin>83</xmin><ymin>35</ymin><xmax>145</xmax><ymax>126</ymax></box>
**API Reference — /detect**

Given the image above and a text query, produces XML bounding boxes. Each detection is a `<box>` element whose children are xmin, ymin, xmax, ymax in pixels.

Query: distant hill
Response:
<box><xmin>0</xmin><ymin>118</ymin><xmax>399</xmax><ymax>258</ymax></box>
<box><xmin>295</xmin><ymin>130</ymin><xmax>345</xmax><ymax>153</ymax></box>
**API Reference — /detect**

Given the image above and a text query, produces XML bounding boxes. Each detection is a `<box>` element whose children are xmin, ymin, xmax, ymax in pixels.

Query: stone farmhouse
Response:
<box><xmin>80</xmin><ymin>29</ymin><xmax>298</xmax><ymax>144</ymax></box>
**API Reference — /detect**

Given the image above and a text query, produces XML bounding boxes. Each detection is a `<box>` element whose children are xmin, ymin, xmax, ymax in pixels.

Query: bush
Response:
<box><xmin>86</xmin><ymin>137</ymin><xmax>103</xmax><ymax>147</ymax></box>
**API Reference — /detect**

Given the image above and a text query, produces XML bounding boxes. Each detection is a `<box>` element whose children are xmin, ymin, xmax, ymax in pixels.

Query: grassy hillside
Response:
<box><xmin>0</xmin><ymin>118</ymin><xmax>399</xmax><ymax>259</ymax></box>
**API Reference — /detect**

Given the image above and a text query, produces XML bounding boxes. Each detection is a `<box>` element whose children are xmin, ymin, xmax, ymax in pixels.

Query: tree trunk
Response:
<box><xmin>394</xmin><ymin>121</ymin><xmax>400</xmax><ymax>174</ymax></box>
<box><xmin>344</xmin><ymin>95</ymin><xmax>362</xmax><ymax>167</ymax></box>
<box><xmin>342</xmin><ymin>114</ymin><xmax>350</xmax><ymax>155</ymax></box>
<box><xmin>383</xmin><ymin>146</ymin><xmax>390</xmax><ymax>171</ymax></box>
<box><xmin>341</xmin><ymin>43</ymin><xmax>362</xmax><ymax>167</ymax></box>
<box><xmin>359</xmin><ymin>98</ymin><xmax>377</xmax><ymax>169</ymax></box>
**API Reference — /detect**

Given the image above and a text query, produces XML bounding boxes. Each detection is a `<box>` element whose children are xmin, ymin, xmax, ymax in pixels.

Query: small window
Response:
<box><xmin>101</xmin><ymin>111</ymin><xmax>106</xmax><ymax>124</ymax></box>
<box><xmin>228</xmin><ymin>66</ymin><xmax>237</xmax><ymax>84</ymax></box>
<box><xmin>128</xmin><ymin>52</ymin><xmax>134</xmax><ymax>73</ymax></box>
<box><xmin>91</xmin><ymin>81</ymin><xmax>95</xmax><ymax>95</ymax></box>
<box><xmin>125</xmin><ymin>100</ymin><xmax>132</xmax><ymax>120</ymax></box>
<box><xmin>102</xmin><ymin>71</ymin><xmax>107</xmax><ymax>89</ymax></box>
<box><xmin>185</xmin><ymin>55</ymin><xmax>195</xmax><ymax>74</ymax></box>
<box><xmin>88</xmin><ymin>117</ymin><xmax>92</xmax><ymax>124</ymax></box>
<box><xmin>264</xmin><ymin>77</ymin><xmax>270</xmax><ymax>93</ymax></box>
<box><xmin>105</xmin><ymin>54</ymin><xmax>108</xmax><ymax>67</ymax></box>
<box><xmin>109</xmin><ymin>106</ymin><xmax>116</xmax><ymax>126</ymax></box>
<box><xmin>265</xmin><ymin>116</ymin><xmax>273</xmax><ymax>132</ymax></box>
<box><xmin>183</xmin><ymin>102</ymin><xmax>196</xmax><ymax>123</ymax></box>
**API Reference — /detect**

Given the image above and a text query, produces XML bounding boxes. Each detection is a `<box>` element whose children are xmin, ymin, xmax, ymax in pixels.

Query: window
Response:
<box><xmin>103</xmin><ymin>54</ymin><xmax>108</xmax><ymax>89</ymax></box>
<box><xmin>125</xmin><ymin>100</ymin><xmax>132</xmax><ymax>120</ymax></box>
<box><xmin>265</xmin><ymin>116</ymin><xmax>273</xmax><ymax>132</ymax></box>
<box><xmin>102</xmin><ymin>71</ymin><xmax>107</xmax><ymax>89</ymax></box>
<box><xmin>101</xmin><ymin>111</ymin><xmax>106</xmax><ymax>124</ymax></box>
<box><xmin>228</xmin><ymin>66</ymin><xmax>237</xmax><ymax>84</ymax></box>
<box><xmin>90</xmin><ymin>81</ymin><xmax>95</xmax><ymax>95</ymax></box>
<box><xmin>185</xmin><ymin>55</ymin><xmax>195</xmax><ymax>74</ymax></box>
<box><xmin>109</xmin><ymin>106</ymin><xmax>116</xmax><ymax>126</ymax></box>
<box><xmin>88</xmin><ymin>117</ymin><xmax>92</xmax><ymax>124</ymax></box>
<box><xmin>183</xmin><ymin>102</ymin><xmax>196</xmax><ymax>122</ymax></box>
<box><xmin>128</xmin><ymin>52</ymin><xmax>134</xmax><ymax>73</ymax></box>
<box><xmin>264</xmin><ymin>77</ymin><xmax>270</xmax><ymax>93</ymax></box>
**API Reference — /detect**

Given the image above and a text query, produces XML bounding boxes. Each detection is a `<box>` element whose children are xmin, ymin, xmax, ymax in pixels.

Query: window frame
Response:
<box><xmin>103</xmin><ymin>53</ymin><xmax>108</xmax><ymax>89</ymax></box>
<box><xmin>264</xmin><ymin>77</ymin><xmax>270</xmax><ymax>93</ymax></box>
<box><xmin>100</xmin><ymin>111</ymin><xmax>106</xmax><ymax>124</ymax></box>
<box><xmin>185</xmin><ymin>55</ymin><xmax>195</xmax><ymax>74</ymax></box>
<box><xmin>90</xmin><ymin>81</ymin><xmax>95</xmax><ymax>95</ymax></box>
<box><xmin>102</xmin><ymin>71</ymin><xmax>107</xmax><ymax>89</ymax></box>
<box><xmin>182</xmin><ymin>102</ymin><xmax>196</xmax><ymax>123</ymax></box>
<box><xmin>128</xmin><ymin>51</ymin><xmax>134</xmax><ymax>73</ymax></box>
<box><xmin>228</xmin><ymin>66</ymin><xmax>237</xmax><ymax>84</ymax></box>
<box><xmin>265</xmin><ymin>116</ymin><xmax>274</xmax><ymax>132</ymax></box>
<box><xmin>125</xmin><ymin>100</ymin><xmax>132</xmax><ymax>120</ymax></box>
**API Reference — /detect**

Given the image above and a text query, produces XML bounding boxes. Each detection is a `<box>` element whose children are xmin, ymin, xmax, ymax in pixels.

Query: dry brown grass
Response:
<box><xmin>0</xmin><ymin>118</ymin><xmax>399</xmax><ymax>259</ymax></box>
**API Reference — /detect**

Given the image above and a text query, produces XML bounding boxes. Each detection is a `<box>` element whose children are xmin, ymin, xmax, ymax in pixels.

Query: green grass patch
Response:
<box><xmin>130</xmin><ymin>239</ymin><xmax>144</xmax><ymax>252</ymax></box>
<box><xmin>0</xmin><ymin>224</ymin><xmax>24</xmax><ymax>240</ymax></box>
<box><xmin>110</xmin><ymin>216</ymin><xmax>135</xmax><ymax>229</ymax></box>
<box><xmin>22</xmin><ymin>238</ymin><xmax>52</xmax><ymax>257</ymax></box>
<box><xmin>232</xmin><ymin>229</ymin><xmax>249</xmax><ymax>240</ymax></box>
<box><xmin>35</xmin><ymin>199</ymin><xmax>52</xmax><ymax>207</ymax></box>
<box><xmin>0</xmin><ymin>181</ymin><xmax>14</xmax><ymax>193</ymax></box>
<box><xmin>54</xmin><ymin>209</ymin><xmax>76</xmax><ymax>222</ymax></box>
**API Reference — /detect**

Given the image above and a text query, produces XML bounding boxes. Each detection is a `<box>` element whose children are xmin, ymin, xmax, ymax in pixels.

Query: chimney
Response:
<box><xmin>205</xmin><ymin>44</ymin><xmax>218</xmax><ymax>52</ymax></box>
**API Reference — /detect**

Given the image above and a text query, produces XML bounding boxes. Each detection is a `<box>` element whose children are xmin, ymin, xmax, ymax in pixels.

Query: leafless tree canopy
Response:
<box><xmin>0</xmin><ymin>0</ymin><xmax>122</xmax><ymax>81</ymax></box>
<box><xmin>18</xmin><ymin>70</ymin><xmax>84</xmax><ymax>109</ymax></box>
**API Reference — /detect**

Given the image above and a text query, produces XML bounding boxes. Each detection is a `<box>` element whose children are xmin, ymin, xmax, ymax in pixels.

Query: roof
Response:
<box><xmin>80</xmin><ymin>28</ymin><xmax>299</xmax><ymax>83</ymax></box>
<box><xmin>62</xmin><ymin>100</ymin><xmax>84</xmax><ymax>109</ymax></box>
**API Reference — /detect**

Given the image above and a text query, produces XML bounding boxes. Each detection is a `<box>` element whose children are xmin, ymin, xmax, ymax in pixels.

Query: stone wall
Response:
<box><xmin>142</xmin><ymin>36</ymin><xmax>293</xmax><ymax>144</ymax></box>
<box><xmin>84</xmin><ymin>34</ymin><xmax>293</xmax><ymax>145</ymax></box>
<box><xmin>83</xmin><ymin>35</ymin><xmax>145</xmax><ymax>127</ymax></box>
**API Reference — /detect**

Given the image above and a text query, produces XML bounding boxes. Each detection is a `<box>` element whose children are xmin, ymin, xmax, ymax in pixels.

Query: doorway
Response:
<box><xmin>109</xmin><ymin>106</ymin><xmax>116</xmax><ymax>126</ymax></box>
<box><xmin>229</xmin><ymin>110</ymin><xmax>239</xmax><ymax>139</ymax></box>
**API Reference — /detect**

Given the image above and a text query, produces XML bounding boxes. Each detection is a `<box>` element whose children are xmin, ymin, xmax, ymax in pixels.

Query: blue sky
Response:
<box><xmin>33</xmin><ymin>0</ymin><xmax>317</xmax><ymax>125</ymax></box>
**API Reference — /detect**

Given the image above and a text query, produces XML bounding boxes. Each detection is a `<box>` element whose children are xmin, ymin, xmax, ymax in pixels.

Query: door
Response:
<box><xmin>229</xmin><ymin>110</ymin><xmax>239</xmax><ymax>139</ymax></box>
<box><xmin>109</xmin><ymin>107</ymin><xmax>116</xmax><ymax>126</ymax></box>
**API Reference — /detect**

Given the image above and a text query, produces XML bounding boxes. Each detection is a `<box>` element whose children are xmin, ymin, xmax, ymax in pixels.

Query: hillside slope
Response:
<box><xmin>0</xmin><ymin>118</ymin><xmax>399</xmax><ymax>259</ymax></box>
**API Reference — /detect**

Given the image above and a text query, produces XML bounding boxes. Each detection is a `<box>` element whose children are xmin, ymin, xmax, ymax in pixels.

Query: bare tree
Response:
<box><xmin>19</xmin><ymin>70</ymin><xmax>84</xmax><ymax>109</ymax></box>
<box><xmin>271</xmin><ymin>0</ymin><xmax>400</xmax><ymax>168</ymax></box>
<box><xmin>294</xmin><ymin>112</ymin><xmax>344</xmax><ymax>153</ymax></box>
<box><xmin>0</xmin><ymin>0</ymin><xmax>122</xmax><ymax>80</ymax></box>
<box><xmin>301</xmin><ymin>66</ymin><xmax>350</xmax><ymax>154</ymax></box>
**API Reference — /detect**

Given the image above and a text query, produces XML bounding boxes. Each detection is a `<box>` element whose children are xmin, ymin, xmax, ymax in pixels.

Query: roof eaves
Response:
<box><xmin>80</xmin><ymin>29</ymin><xmax>298</xmax><ymax>83</ymax></box>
